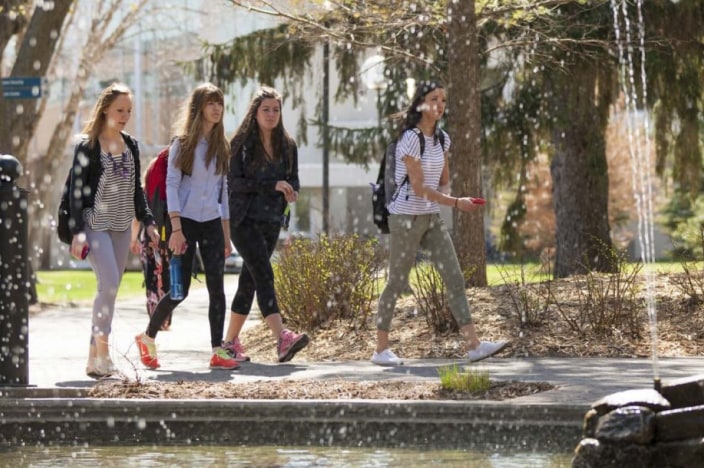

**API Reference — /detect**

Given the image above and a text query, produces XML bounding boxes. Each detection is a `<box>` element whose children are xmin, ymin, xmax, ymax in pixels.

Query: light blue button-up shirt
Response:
<box><xmin>166</xmin><ymin>138</ymin><xmax>229</xmax><ymax>222</ymax></box>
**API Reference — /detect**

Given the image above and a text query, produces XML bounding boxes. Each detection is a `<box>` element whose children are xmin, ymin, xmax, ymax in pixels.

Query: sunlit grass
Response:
<box><xmin>438</xmin><ymin>364</ymin><xmax>491</xmax><ymax>393</ymax></box>
<box><xmin>35</xmin><ymin>271</ymin><xmax>147</xmax><ymax>305</ymax></box>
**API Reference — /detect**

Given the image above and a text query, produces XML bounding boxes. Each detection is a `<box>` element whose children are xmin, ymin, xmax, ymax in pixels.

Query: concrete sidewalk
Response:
<box><xmin>22</xmin><ymin>274</ymin><xmax>704</xmax><ymax>406</ymax></box>
<box><xmin>3</xmin><ymin>275</ymin><xmax>704</xmax><ymax>450</ymax></box>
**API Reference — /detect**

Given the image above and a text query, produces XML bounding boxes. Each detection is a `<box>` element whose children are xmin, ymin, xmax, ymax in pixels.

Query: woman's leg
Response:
<box><xmin>145</xmin><ymin>219</ymin><xmax>196</xmax><ymax>339</ymax></box>
<box><xmin>230</xmin><ymin>219</ymin><xmax>282</xmax><ymax>337</ymax></box>
<box><xmin>86</xmin><ymin>227</ymin><xmax>130</xmax><ymax>375</ymax></box>
<box><xmin>420</xmin><ymin>214</ymin><xmax>481</xmax><ymax>351</ymax></box>
<box><xmin>197</xmin><ymin>218</ymin><xmax>226</xmax><ymax>349</ymax></box>
<box><xmin>376</xmin><ymin>214</ymin><xmax>427</xmax><ymax>353</ymax></box>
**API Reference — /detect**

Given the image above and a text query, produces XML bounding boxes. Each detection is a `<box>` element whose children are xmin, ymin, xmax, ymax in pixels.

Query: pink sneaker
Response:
<box><xmin>223</xmin><ymin>337</ymin><xmax>250</xmax><ymax>362</ymax></box>
<box><xmin>277</xmin><ymin>329</ymin><xmax>309</xmax><ymax>363</ymax></box>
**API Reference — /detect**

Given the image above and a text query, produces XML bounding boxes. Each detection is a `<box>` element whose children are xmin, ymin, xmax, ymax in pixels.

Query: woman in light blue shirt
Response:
<box><xmin>135</xmin><ymin>83</ymin><xmax>238</xmax><ymax>371</ymax></box>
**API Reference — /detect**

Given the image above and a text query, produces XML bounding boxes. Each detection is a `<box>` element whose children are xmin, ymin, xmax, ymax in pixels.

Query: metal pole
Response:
<box><xmin>321</xmin><ymin>40</ymin><xmax>330</xmax><ymax>236</ymax></box>
<box><xmin>0</xmin><ymin>154</ymin><xmax>29</xmax><ymax>386</ymax></box>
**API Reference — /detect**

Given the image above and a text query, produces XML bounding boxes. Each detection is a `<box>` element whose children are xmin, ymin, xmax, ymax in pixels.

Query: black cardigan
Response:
<box><xmin>68</xmin><ymin>131</ymin><xmax>154</xmax><ymax>235</ymax></box>
<box><xmin>228</xmin><ymin>136</ymin><xmax>300</xmax><ymax>227</ymax></box>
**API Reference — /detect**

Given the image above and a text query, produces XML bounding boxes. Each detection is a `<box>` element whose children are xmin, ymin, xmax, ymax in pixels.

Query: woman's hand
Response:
<box><xmin>70</xmin><ymin>233</ymin><xmax>89</xmax><ymax>260</ymax></box>
<box><xmin>275</xmin><ymin>180</ymin><xmax>297</xmax><ymax>203</ymax></box>
<box><xmin>145</xmin><ymin>224</ymin><xmax>160</xmax><ymax>246</ymax></box>
<box><xmin>168</xmin><ymin>229</ymin><xmax>187</xmax><ymax>255</ymax></box>
<box><xmin>455</xmin><ymin>197</ymin><xmax>485</xmax><ymax>212</ymax></box>
<box><xmin>129</xmin><ymin>238</ymin><xmax>141</xmax><ymax>255</ymax></box>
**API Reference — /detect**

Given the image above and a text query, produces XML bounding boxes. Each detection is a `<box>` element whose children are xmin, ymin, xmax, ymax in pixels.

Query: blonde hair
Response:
<box><xmin>82</xmin><ymin>83</ymin><xmax>132</xmax><ymax>148</ymax></box>
<box><xmin>171</xmin><ymin>82</ymin><xmax>229</xmax><ymax>175</ymax></box>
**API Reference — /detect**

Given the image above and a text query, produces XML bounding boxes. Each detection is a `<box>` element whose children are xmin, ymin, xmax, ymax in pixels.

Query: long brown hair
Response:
<box><xmin>81</xmin><ymin>82</ymin><xmax>132</xmax><ymax>149</ymax></box>
<box><xmin>229</xmin><ymin>86</ymin><xmax>294</xmax><ymax>173</ymax></box>
<box><xmin>391</xmin><ymin>79</ymin><xmax>444</xmax><ymax>141</ymax></box>
<box><xmin>171</xmin><ymin>82</ymin><xmax>229</xmax><ymax>175</ymax></box>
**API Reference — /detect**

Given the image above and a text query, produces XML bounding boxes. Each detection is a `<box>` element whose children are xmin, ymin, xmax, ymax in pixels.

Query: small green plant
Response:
<box><xmin>438</xmin><ymin>364</ymin><xmax>491</xmax><ymax>393</ymax></box>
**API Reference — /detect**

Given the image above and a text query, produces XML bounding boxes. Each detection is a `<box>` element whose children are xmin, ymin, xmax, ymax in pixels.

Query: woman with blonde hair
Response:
<box><xmin>67</xmin><ymin>82</ymin><xmax>158</xmax><ymax>378</ymax></box>
<box><xmin>222</xmin><ymin>86</ymin><xmax>309</xmax><ymax>363</ymax></box>
<box><xmin>135</xmin><ymin>82</ymin><xmax>238</xmax><ymax>371</ymax></box>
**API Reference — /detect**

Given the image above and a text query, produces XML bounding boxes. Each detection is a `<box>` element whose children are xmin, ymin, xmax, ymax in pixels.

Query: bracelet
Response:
<box><xmin>454</xmin><ymin>197</ymin><xmax>459</xmax><ymax>208</ymax></box>
<box><xmin>170</xmin><ymin>214</ymin><xmax>180</xmax><ymax>219</ymax></box>
<box><xmin>172</xmin><ymin>229</ymin><xmax>181</xmax><ymax>233</ymax></box>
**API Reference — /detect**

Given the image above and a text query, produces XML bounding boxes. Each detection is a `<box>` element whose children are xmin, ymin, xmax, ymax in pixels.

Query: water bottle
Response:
<box><xmin>170</xmin><ymin>255</ymin><xmax>184</xmax><ymax>300</ymax></box>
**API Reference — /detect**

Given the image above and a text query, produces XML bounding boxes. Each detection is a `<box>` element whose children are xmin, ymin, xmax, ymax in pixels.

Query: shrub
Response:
<box><xmin>496</xmin><ymin>263</ymin><xmax>552</xmax><ymax>328</ymax></box>
<box><xmin>274</xmin><ymin>234</ymin><xmax>385</xmax><ymax>331</ymax></box>
<box><xmin>410</xmin><ymin>261</ymin><xmax>473</xmax><ymax>334</ymax></box>
<box><xmin>671</xmin><ymin>225</ymin><xmax>704</xmax><ymax>310</ymax></box>
<box><xmin>554</xmin><ymin>248</ymin><xmax>643</xmax><ymax>337</ymax></box>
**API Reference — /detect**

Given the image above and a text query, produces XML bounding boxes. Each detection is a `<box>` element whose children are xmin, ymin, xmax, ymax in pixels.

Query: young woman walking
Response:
<box><xmin>372</xmin><ymin>80</ymin><xmax>509</xmax><ymax>366</ymax></box>
<box><xmin>67</xmin><ymin>82</ymin><xmax>158</xmax><ymax>378</ymax></box>
<box><xmin>135</xmin><ymin>83</ymin><xmax>237</xmax><ymax>371</ymax></box>
<box><xmin>223</xmin><ymin>86</ymin><xmax>309</xmax><ymax>363</ymax></box>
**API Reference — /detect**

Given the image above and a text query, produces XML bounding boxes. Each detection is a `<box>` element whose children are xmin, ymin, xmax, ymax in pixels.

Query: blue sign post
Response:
<box><xmin>1</xmin><ymin>77</ymin><xmax>42</xmax><ymax>99</ymax></box>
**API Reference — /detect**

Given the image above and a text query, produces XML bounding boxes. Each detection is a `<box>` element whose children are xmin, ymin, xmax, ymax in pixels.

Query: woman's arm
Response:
<box><xmin>405</xmin><ymin>156</ymin><xmax>483</xmax><ymax>212</ymax></box>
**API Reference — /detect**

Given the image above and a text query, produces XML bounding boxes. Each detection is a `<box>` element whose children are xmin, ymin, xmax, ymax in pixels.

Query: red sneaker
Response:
<box><xmin>209</xmin><ymin>347</ymin><xmax>239</xmax><ymax>370</ymax></box>
<box><xmin>135</xmin><ymin>333</ymin><xmax>160</xmax><ymax>369</ymax></box>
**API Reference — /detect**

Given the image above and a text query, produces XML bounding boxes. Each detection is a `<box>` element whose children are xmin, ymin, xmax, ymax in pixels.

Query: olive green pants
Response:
<box><xmin>376</xmin><ymin>213</ymin><xmax>473</xmax><ymax>332</ymax></box>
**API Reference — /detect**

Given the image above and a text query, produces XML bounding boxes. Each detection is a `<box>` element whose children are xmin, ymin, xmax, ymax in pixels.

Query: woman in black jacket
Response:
<box><xmin>223</xmin><ymin>86</ymin><xmax>309</xmax><ymax>363</ymax></box>
<box><xmin>67</xmin><ymin>82</ymin><xmax>158</xmax><ymax>378</ymax></box>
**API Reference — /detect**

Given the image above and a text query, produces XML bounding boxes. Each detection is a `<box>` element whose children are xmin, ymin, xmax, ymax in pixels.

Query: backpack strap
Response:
<box><xmin>395</xmin><ymin>127</ymin><xmax>426</xmax><ymax>201</ymax></box>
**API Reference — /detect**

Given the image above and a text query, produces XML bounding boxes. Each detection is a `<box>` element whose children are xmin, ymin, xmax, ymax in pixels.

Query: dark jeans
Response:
<box><xmin>147</xmin><ymin>217</ymin><xmax>226</xmax><ymax>348</ymax></box>
<box><xmin>230</xmin><ymin>217</ymin><xmax>280</xmax><ymax>318</ymax></box>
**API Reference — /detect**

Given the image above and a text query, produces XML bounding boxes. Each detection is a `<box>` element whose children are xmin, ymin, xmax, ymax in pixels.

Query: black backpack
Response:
<box><xmin>371</xmin><ymin>128</ymin><xmax>444</xmax><ymax>233</ymax></box>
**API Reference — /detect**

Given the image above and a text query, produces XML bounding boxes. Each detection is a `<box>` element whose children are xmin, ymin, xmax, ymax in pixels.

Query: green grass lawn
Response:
<box><xmin>36</xmin><ymin>261</ymin><xmax>688</xmax><ymax>306</ymax></box>
<box><xmin>35</xmin><ymin>271</ymin><xmax>148</xmax><ymax>305</ymax></box>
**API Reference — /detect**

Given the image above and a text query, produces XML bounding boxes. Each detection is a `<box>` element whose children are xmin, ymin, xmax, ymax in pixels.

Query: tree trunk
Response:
<box><xmin>0</xmin><ymin>0</ymin><xmax>32</xmax><ymax>154</ymax></box>
<box><xmin>447</xmin><ymin>0</ymin><xmax>487</xmax><ymax>286</ymax></box>
<box><xmin>1</xmin><ymin>0</ymin><xmax>72</xmax><ymax>163</ymax></box>
<box><xmin>550</xmin><ymin>63</ymin><xmax>615</xmax><ymax>278</ymax></box>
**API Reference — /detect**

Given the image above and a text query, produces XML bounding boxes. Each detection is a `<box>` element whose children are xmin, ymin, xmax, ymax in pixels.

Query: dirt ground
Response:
<box><xmin>90</xmin><ymin>271</ymin><xmax>703</xmax><ymax>400</ymax></box>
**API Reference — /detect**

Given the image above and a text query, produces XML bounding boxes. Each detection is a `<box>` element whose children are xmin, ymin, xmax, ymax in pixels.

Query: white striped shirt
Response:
<box><xmin>85</xmin><ymin>150</ymin><xmax>136</xmax><ymax>232</ymax></box>
<box><xmin>388</xmin><ymin>129</ymin><xmax>451</xmax><ymax>215</ymax></box>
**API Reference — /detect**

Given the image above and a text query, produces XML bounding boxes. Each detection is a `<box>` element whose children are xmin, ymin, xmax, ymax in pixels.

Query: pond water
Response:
<box><xmin>2</xmin><ymin>445</ymin><xmax>572</xmax><ymax>467</ymax></box>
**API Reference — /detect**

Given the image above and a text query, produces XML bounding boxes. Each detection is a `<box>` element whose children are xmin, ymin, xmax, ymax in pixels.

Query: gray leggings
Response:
<box><xmin>376</xmin><ymin>213</ymin><xmax>473</xmax><ymax>332</ymax></box>
<box><xmin>86</xmin><ymin>227</ymin><xmax>132</xmax><ymax>337</ymax></box>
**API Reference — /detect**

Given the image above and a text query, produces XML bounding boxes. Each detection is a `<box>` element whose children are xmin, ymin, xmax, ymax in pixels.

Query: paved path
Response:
<box><xmin>20</xmin><ymin>274</ymin><xmax>704</xmax><ymax>407</ymax></box>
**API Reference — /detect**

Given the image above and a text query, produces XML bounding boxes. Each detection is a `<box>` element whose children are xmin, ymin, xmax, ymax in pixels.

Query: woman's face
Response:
<box><xmin>418</xmin><ymin>88</ymin><xmax>446</xmax><ymax>121</ymax></box>
<box><xmin>104</xmin><ymin>94</ymin><xmax>133</xmax><ymax>131</ymax></box>
<box><xmin>202</xmin><ymin>99</ymin><xmax>224</xmax><ymax>126</ymax></box>
<box><xmin>255</xmin><ymin>98</ymin><xmax>281</xmax><ymax>132</ymax></box>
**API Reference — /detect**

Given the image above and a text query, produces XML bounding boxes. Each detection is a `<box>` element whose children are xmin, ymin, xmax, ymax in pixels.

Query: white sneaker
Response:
<box><xmin>371</xmin><ymin>349</ymin><xmax>404</xmax><ymax>366</ymax></box>
<box><xmin>86</xmin><ymin>357</ymin><xmax>119</xmax><ymax>379</ymax></box>
<box><xmin>466</xmin><ymin>341</ymin><xmax>509</xmax><ymax>363</ymax></box>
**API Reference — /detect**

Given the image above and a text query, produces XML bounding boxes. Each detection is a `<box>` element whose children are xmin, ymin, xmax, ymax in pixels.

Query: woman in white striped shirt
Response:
<box><xmin>68</xmin><ymin>83</ymin><xmax>159</xmax><ymax>378</ymax></box>
<box><xmin>371</xmin><ymin>80</ymin><xmax>509</xmax><ymax>366</ymax></box>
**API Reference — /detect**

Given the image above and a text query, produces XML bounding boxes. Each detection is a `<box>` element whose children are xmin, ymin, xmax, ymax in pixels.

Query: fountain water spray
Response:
<box><xmin>610</xmin><ymin>0</ymin><xmax>659</xmax><ymax>392</ymax></box>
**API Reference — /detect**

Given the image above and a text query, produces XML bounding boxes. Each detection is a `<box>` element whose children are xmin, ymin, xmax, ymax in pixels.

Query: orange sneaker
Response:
<box><xmin>209</xmin><ymin>347</ymin><xmax>239</xmax><ymax>370</ymax></box>
<box><xmin>135</xmin><ymin>333</ymin><xmax>160</xmax><ymax>369</ymax></box>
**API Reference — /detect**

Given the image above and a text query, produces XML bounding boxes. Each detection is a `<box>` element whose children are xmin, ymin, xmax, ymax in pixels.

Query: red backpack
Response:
<box><xmin>144</xmin><ymin>146</ymin><xmax>169</xmax><ymax>230</ymax></box>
